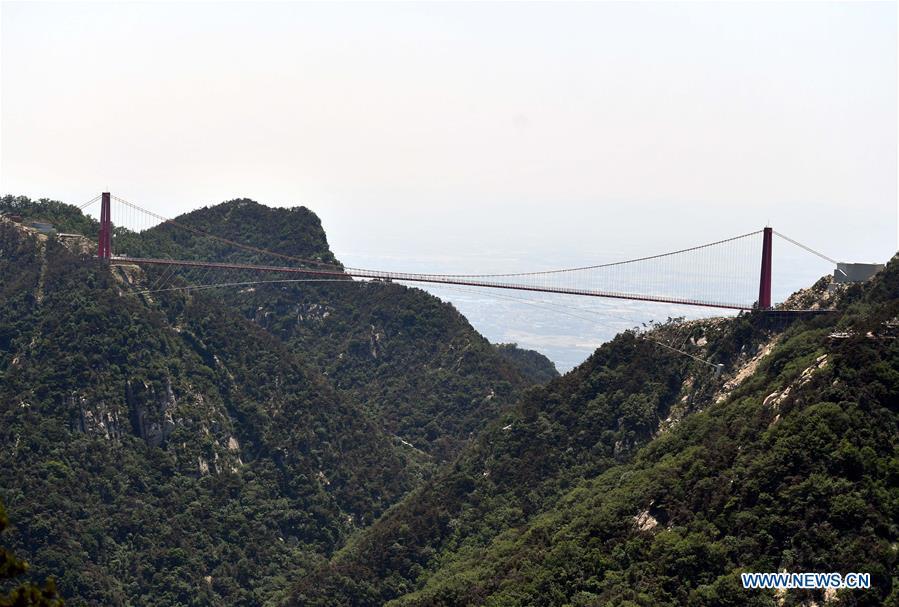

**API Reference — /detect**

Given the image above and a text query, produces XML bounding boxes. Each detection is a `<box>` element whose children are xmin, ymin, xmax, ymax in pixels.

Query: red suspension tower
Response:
<box><xmin>98</xmin><ymin>192</ymin><xmax>112</xmax><ymax>260</ymax></box>
<box><xmin>758</xmin><ymin>226</ymin><xmax>772</xmax><ymax>309</ymax></box>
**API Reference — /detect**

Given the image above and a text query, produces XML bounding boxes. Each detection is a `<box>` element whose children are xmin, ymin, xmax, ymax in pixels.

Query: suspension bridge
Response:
<box><xmin>80</xmin><ymin>192</ymin><xmax>841</xmax><ymax>313</ymax></box>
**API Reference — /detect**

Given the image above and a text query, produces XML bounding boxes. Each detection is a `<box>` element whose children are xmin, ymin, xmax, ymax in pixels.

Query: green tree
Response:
<box><xmin>0</xmin><ymin>499</ymin><xmax>64</xmax><ymax>607</ymax></box>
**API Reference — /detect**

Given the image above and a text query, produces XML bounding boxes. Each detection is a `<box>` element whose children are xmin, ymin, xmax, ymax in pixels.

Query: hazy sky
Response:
<box><xmin>2</xmin><ymin>1</ymin><xmax>897</xmax><ymax>368</ymax></box>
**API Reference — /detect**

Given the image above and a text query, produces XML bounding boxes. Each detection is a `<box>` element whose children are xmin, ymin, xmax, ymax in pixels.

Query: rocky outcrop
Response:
<box><xmin>778</xmin><ymin>274</ymin><xmax>848</xmax><ymax>311</ymax></box>
<box><xmin>369</xmin><ymin>325</ymin><xmax>384</xmax><ymax>358</ymax></box>
<box><xmin>714</xmin><ymin>336</ymin><xmax>780</xmax><ymax>404</ymax></box>
<box><xmin>295</xmin><ymin>302</ymin><xmax>332</xmax><ymax>323</ymax></box>
<box><xmin>126</xmin><ymin>377</ymin><xmax>177</xmax><ymax>447</ymax></box>
<box><xmin>634</xmin><ymin>509</ymin><xmax>659</xmax><ymax>531</ymax></box>
<box><xmin>71</xmin><ymin>394</ymin><xmax>127</xmax><ymax>441</ymax></box>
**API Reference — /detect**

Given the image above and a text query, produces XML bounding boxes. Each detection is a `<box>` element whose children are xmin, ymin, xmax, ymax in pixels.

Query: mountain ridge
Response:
<box><xmin>0</xmin><ymin>195</ymin><xmax>559</xmax><ymax>605</ymax></box>
<box><xmin>114</xmin><ymin>196</ymin><xmax>558</xmax><ymax>460</ymax></box>
<box><xmin>2</xmin><ymin>194</ymin><xmax>894</xmax><ymax>607</ymax></box>
<box><xmin>287</xmin><ymin>259</ymin><xmax>899</xmax><ymax>606</ymax></box>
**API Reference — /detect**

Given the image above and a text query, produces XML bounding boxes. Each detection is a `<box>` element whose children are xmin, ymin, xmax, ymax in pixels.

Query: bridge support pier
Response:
<box><xmin>98</xmin><ymin>192</ymin><xmax>112</xmax><ymax>259</ymax></box>
<box><xmin>758</xmin><ymin>226</ymin><xmax>772</xmax><ymax>309</ymax></box>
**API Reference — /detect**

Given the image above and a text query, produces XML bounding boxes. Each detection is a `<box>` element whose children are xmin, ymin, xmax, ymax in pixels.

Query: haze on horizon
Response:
<box><xmin>1</xmin><ymin>1</ymin><xmax>896</xmax><ymax>369</ymax></box>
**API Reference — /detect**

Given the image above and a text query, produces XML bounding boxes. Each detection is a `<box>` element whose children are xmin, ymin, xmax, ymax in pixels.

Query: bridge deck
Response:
<box><xmin>111</xmin><ymin>256</ymin><xmax>753</xmax><ymax>311</ymax></box>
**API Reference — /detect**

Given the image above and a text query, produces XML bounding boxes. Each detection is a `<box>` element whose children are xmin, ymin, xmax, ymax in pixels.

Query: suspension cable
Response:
<box><xmin>412</xmin><ymin>230</ymin><xmax>764</xmax><ymax>278</ymax></box>
<box><xmin>113</xmin><ymin>195</ymin><xmax>347</xmax><ymax>271</ymax></box>
<box><xmin>641</xmin><ymin>335</ymin><xmax>721</xmax><ymax>370</ymax></box>
<box><xmin>427</xmin><ymin>283</ymin><xmax>723</xmax><ymax>369</ymax></box>
<box><xmin>132</xmin><ymin>272</ymin><xmax>722</xmax><ymax>369</ymax></box>
<box><xmin>425</xmin><ymin>283</ymin><xmax>644</xmax><ymax>328</ymax></box>
<box><xmin>77</xmin><ymin>194</ymin><xmax>102</xmax><ymax>210</ymax></box>
<box><xmin>111</xmin><ymin>193</ymin><xmax>762</xmax><ymax>280</ymax></box>
<box><xmin>773</xmin><ymin>230</ymin><xmax>839</xmax><ymax>265</ymax></box>
<box><xmin>134</xmin><ymin>277</ymin><xmax>357</xmax><ymax>295</ymax></box>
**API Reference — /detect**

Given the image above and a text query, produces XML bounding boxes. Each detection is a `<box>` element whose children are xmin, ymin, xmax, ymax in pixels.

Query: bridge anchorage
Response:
<box><xmin>87</xmin><ymin>191</ymin><xmax>853</xmax><ymax>313</ymax></box>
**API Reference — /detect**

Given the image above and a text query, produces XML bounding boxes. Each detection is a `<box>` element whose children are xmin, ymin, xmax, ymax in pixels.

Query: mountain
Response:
<box><xmin>0</xmin><ymin>195</ymin><xmax>557</xmax><ymax>605</ymax></box>
<box><xmin>116</xmin><ymin>198</ymin><xmax>558</xmax><ymax>461</ymax></box>
<box><xmin>493</xmin><ymin>343</ymin><xmax>560</xmax><ymax>385</ymax></box>
<box><xmin>0</xmin><ymin>214</ymin><xmax>421</xmax><ymax>605</ymax></box>
<box><xmin>3</xmin><ymin>194</ymin><xmax>895</xmax><ymax>607</ymax></box>
<box><xmin>288</xmin><ymin>259</ymin><xmax>899</xmax><ymax>606</ymax></box>
<box><xmin>1</xmin><ymin>496</ymin><xmax>65</xmax><ymax>606</ymax></box>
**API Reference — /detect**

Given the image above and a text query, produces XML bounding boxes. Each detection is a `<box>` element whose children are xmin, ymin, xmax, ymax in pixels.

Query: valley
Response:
<box><xmin>1</xmin><ymin>195</ymin><xmax>896</xmax><ymax>607</ymax></box>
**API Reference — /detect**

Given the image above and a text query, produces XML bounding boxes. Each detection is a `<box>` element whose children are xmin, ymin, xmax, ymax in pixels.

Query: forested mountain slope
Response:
<box><xmin>289</xmin><ymin>259</ymin><xmax>898</xmax><ymax>606</ymax></box>
<box><xmin>6</xmin><ymin>194</ymin><xmax>892</xmax><ymax>607</ymax></box>
<box><xmin>0</xmin><ymin>216</ymin><xmax>416</xmax><ymax>605</ymax></box>
<box><xmin>117</xmin><ymin>198</ymin><xmax>557</xmax><ymax>460</ymax></box>
<box><xmin>0</xmin><ymin>195</ymin><xmax>558</xmax><ymax>605</ymax></box>
<box><xmin>494</xmin><ymin>343</ymin><xmax>560</xmax><ymax>386</ymax></box>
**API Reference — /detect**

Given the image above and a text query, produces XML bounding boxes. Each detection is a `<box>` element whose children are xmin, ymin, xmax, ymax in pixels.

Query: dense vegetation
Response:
<box><xmin>289</xmin><ymin>262</ymin><xmax>899</xmax><ymax>606</ymax></box>
<box><xmin>493</xmin><ymin>343</ymin><xmax>559</xmax><ymax>385</ymax></box>
<box><xmin>2</xmin><ymin>196</ymin><xmax>895</xmax><ymax>607</ymax></box>
<box><xmin>114</xmin><ymin>199</ymin><xmax>342</xmax><ymax>270</ymax></box>
<box><xmin>0</xmin><ymin>219</ymin><xmax>416</xmax><ymax>604</ymax></box>
<box><xmin>0</xmin><ymin>197</ymin><xmax>557</xmax><ymax>605</ymax></box>
<box><xmin>1</xmin><ymin>196</ymin><xmax>99</xmax><ymax>237</ymax></box>
<box><xmin>118</xmin><ymin>199</ymin><xmax>555</xmax><ymax>461</ymax></box>
<box><xmin>1</xmin><ymin>499</ymin><xmax>63</xmax><ymax>606</ymax></box>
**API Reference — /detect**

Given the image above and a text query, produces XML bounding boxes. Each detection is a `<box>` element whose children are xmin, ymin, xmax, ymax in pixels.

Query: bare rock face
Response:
<box><xmin>71</xmin><ymin>395</ymin><xmax>127</xmax><ymax>441</ymax></box>
<box><xmin>369</xmin><ymin>325</ymin><xmax>384</xmax><ymax>358</ymax></box>
<box><xmin>778</xmin><ymin>274</ymin><xmax>846</xmax><ymax>310</ymax></box>
<box><xmin>67</xmin><ymin>372</ymin><xmax>245</xmax><ymax>476</ymax></box>
<box><xmin>56</xmin><ymin>232</ymin><xmax>94</xmax><ymax>256</ymax></box>
<box><xmin>634</xmin><ymin>509</ymin><xmax>659</xmax><ymax>531</ymax></box>
<box><xmin>70</xmin><ymin>379</ymin><xmax>177</xmax><ymax>447</ymax></box>
<box><xmin>295</xmin><ymin>302</ymin><xmax>332</xmax><ymax>324</ymax></box>
<box><xmin>126</xmin><ymin>377</ymin><xmax>177</xmax><ymax>447</ymax></box>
